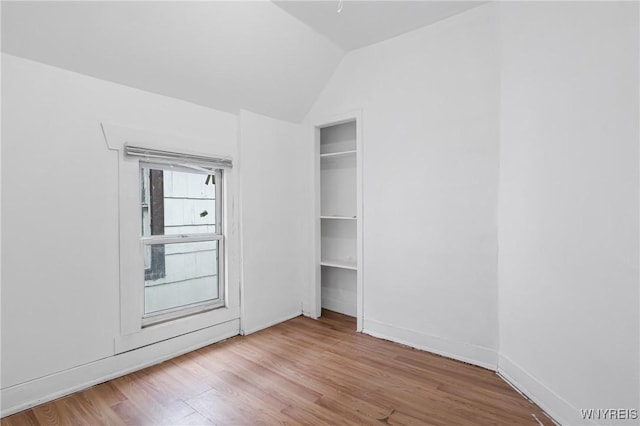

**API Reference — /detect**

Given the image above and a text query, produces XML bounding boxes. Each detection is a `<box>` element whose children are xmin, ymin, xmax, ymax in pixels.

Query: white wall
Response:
<box><xmin>3</xmin><ymin>2</ymin><xmax>638</xmax><ymax>423</ymax></box>
<box><xmin>239</xmin><ymin>110</ymin><xmax>309</xmax><ymax>334</ymax></box>
<box><xmin>307</xmin><ymin>4</ymin><xmax>501</xmax><ymax>368</ymax></box>
<box><xmin>1</xmin><ymin>54</ymin><xmax>240</xmax><ymax>413</ymax></box>
<box><xmin>307</xmin><ymin>3</ymin><xmax>639</xmax><ymax>423</ymax></box>
<box><xmin>498</xmin><ymin>3</ymin><xmax>639</xmax><ymax>425</ymax></box>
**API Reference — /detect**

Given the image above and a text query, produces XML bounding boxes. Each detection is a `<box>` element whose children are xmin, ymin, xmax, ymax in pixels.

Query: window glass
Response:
<box><xmin>141</xmin><ymin>168</ymin><xmax>217</xmax><ymax>237</ymax></box>
<box><xmin>144</xmin><ymin>240</ymin><xmax>219</xmax><ymax>314</ymax></box>
<box><xmin>140</xmin><ymin>165</ymin><xmax>223</xmax><ymax>325</ymax></box>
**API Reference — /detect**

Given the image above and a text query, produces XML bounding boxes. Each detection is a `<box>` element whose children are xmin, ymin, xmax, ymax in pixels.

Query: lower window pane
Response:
<box><xmin>144</xmin><ymin>240</ymin><xmax>219</xmax><ymax>315</ymax></box>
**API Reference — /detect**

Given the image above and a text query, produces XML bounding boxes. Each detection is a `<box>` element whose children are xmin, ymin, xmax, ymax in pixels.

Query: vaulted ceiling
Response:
<box><xmin>273</xmin><ymin>1</ymin><xmax>484</xmax><ymax>51</ymax></box>
<box><xmin>2</xmin><ymin>1</ymin><xmax>483</xmax><ymax>122</ymax></box>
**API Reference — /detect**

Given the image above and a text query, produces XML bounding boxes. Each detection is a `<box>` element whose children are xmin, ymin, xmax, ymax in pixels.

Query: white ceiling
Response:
<box><xmin>1</xmin><ymin>1</ymin><xmax>343</xmax><ymax>122</ymax></box>
<box><xmin>273</xmin><ymin>1</ymin><xmax>485</xmax><ymax>51</ymax></box>
<box><xmin>2</xmin><ymin>1</ymin><xmax>485</xmax><ymax>122</ymax></box>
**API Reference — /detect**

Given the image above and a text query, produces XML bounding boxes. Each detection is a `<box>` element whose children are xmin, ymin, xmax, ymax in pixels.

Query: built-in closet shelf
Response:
<box><xmin>320</xmin><ymin>216</ymin><xmax>357</xmax><ymax>220</ymax></box>
<box><xmin>320</xmin><ymin>259</ymin><xmax>357</xmax><ymax>271</ymax></box>
<box><xmin>319</xmin><ymin>119</ymin><xmax>359</xmax><ymax>320</ymax></box>
<box><xmin>320</xmin><ymin>150</ymin><xmax>357</xmax><ymax>159</ymax></box>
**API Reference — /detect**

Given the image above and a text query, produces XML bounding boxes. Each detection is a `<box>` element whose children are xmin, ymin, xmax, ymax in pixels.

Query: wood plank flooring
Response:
<box><xmin>2</xmin><ymin>311</ymin><xmax>553</xmax><ymax>425</ymax></box>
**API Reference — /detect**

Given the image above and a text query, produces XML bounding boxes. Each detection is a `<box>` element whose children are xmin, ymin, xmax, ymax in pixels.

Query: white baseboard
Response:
<box><xmin>498</xmin><ymin>354</ymin><xmax>591</xmax><ymax>426</ymax></box>
<box><xmin>363</xmin><ymin>318</ymin><xmax>498</xmax><ymax>370</ymax></box>
<box><xmin>1</xmin><ymin>319</ymin><xmax>240</xmax><ymax>418</ymax></box>
<box><xmin>241</xmin><ymin>310</ymin><xmax>302</xmax><ymax>335</ymax></box>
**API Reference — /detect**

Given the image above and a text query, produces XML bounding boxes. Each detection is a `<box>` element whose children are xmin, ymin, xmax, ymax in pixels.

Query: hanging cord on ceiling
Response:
<box><xmin>337</xmin><ymin>0</ymin><xmax>344</xmax><ymax>13</ymax></box>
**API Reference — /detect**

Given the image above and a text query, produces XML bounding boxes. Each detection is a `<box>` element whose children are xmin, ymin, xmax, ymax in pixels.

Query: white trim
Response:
<box><xmin>312</xmin><ymin>123</ymin><xmax>322</xmax><ymax>320</ymax></box>
<box><xmin>320</xmin><ymin>216</ymin><xmax>357</xmax><ymax>220</ymax></box>
<box><xmin>363</xmin><ymin>318</ymin><xmax>498</xmax><ymax>371</ymax></box>
<box><xmin>141</xmin><ymin>299</ymin><xmax>226</xmax><ymax>327</ymax></box>
<box><xmin>125</xmin><ymin>144</ymin><xmax>232</xmax><ymax>168</ymax></box>
<box><xmin>141</xmin><ymin>233</ymin><xmax>222</xmax><ymax>245</ymax></box>
<box><xmin>355</xmin><ymin>112</ymin><xmax>364</xmax><ymax>332</ymax></box>
<box><xmin>498</xmin><ymin>354</ymin><xmax>580</xmax><ymax>426</ymax></box>
<box><xmin>320</xmin><ymin>259</ymin><xmax>357</xmax><ymax>270</ymax></box>
<box><xmin>119</xmin><ymin>305</ymin><xmax>239</xmax><ymax>349</ymax></box>
<box><xmin>101</xmin><ymin>123</ymin><xmax>233</xmax><ymax>164</ymax></box>
<box><xmin>241</xmin><ymin>310</ymin><xmax>302</xmax><ymax>336</ymax></box>
<box><xmin>139</xmin><ymin>160</ymin><xmax>217</xmax><ymax>176</ymax></box>
<box><xmin>100</xmin><ymin>121</ymin><xmax>241</xmax><ymax>350</ymax></box>
<box><xmin>320</xmin><ymin>150</ymin><xmax>357</xmax><ymax>159</ymax></box>
<box><xmin>0</xmin><ymin>319</ymin><xmax>240</xmax><ymax>418</ymax></box>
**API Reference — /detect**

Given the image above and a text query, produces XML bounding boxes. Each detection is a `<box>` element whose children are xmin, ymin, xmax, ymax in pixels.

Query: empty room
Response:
<box><xmin>1</xmin><ymin>1</ymin><xmax>638</xmax><ymax>425</ymax></box>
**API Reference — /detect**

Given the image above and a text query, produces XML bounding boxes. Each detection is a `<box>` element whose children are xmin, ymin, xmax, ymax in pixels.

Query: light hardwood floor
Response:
<box><xmin>2</xmin><ymin>311</ymin><xmax>552</xmax><ymax>425</ymax></box>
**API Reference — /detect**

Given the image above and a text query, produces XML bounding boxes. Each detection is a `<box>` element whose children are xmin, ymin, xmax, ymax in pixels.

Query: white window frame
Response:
<box><xmin>102</xmin><ymin>123</ymin><xmax>241</xmax><ymax>354</ymax></box>
<box><xmin>139</xmin><ymin>163</ymin><xmax>226</xmax><ymax>327</ymax></box>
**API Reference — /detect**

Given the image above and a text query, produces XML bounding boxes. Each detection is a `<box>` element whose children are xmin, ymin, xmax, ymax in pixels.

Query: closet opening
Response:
<box><xmin>314</xmin><ymin>114</ymin><xmax>363</xmax><ymax>331</ymax></box>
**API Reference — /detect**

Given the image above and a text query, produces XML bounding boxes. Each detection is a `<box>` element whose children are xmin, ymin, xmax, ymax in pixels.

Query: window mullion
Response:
<box><xmin>142</xmin><ymin>233</ymin><xmax>222</xmax><ymax>245</ymax></box>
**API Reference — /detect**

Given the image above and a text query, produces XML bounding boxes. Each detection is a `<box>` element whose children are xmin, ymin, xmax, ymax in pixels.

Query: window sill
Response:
<box><xmin>114</xmin><ymin>304</ymin><xmax>240</xmax><ymax>354</ymax></box>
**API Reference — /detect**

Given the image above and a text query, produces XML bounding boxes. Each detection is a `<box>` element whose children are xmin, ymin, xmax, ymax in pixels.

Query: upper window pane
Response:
<box><xmin>141</xmin><ymin>167</ymin><xmax>217</xmax><ymax>236</ymax></box>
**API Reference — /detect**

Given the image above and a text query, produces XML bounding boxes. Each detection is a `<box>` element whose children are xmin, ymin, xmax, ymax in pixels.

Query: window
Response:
<box><xmin>105</xmin><ymin>132</ymin><xmax>238</xmax><ymax>353</ymax></box>
<box><xmin>139</xmin><ymin>163</ymin><xmax>225</xmax><ymax>326</ymax></box>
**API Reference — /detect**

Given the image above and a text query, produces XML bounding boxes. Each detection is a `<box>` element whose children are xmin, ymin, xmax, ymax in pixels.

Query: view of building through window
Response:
<box><xmin>140</xmin><ymin>166</ymin><xmax>223</xmax><ymax>323</ymax></box>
